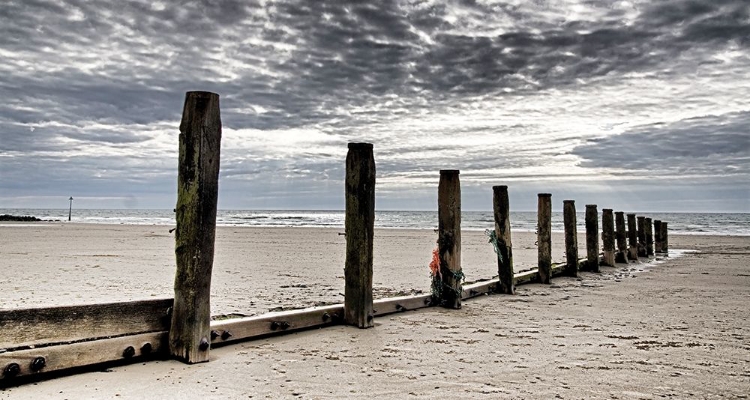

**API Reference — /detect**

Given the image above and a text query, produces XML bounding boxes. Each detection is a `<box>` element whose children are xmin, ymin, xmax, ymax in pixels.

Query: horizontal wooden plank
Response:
<box><xmin>373</xmin><ymin>294</ymin><xmax>433</xmax><ymax>316</ymax></box>
<box><xmin>209</xmin><ymin>305</ymin><xmax>344</xmax><ymax>346</ymax></box>
<box><xmin>462</xmin><ymin>279</ymin><xmax>498</xmax><ymax>299</ymax></box>
<box><xmin>0</xmin><ymin>331</ymin><xmax>167</xmax><ymax>381</ymax></box>
<box><xmin>0</xmin><ymin>298</ymin><xmax>173</xmax><ymax>351</ymax></box>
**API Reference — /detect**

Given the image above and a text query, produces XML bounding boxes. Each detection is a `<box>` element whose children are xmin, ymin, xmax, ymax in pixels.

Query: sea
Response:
<box><xmin>1</xmin><ymin>209</ymin><xmax>748</xmax><ymax>236</ymax></box>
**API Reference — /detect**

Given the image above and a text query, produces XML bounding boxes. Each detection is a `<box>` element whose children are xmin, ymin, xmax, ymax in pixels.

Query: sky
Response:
<box><xmin>0</xmin><ymin>0</ymin><xmax>748</xmax><ymax>212</ymax></box>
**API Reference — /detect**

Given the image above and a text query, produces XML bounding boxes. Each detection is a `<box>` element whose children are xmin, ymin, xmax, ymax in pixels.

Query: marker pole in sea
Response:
<box><xmin>68</xmin><ymin>197</ymin><xmax>73</xmax><ymax>222</ymax></box>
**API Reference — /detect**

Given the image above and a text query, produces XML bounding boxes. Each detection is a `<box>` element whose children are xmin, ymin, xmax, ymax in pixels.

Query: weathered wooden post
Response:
<box><xmin>537</xmin><ymin>193</ymin><xmax>552</xmax><ymax>284</ymax></box>
<box><xmin>661</xmin><ymin>221</ymin><xmax>669</xmax><ymax>255</ymax></box>
<box><xmin>615</xmin><ymin>211</ymin><xmax>627</xmax><ymax>263</ymax></box>
<box><xmin>438</xmin><ymin>170</ymin><xmax>462</xmax><ymax>309</ymax></box>
<box><xmin>627</xmin><ymin>213</ymin><xmax>638</xmax><ymax>261</ymax></box>
<box><xmin>645</xmin><ymin>217</ymin><xmax>654</xmax><ymax>257</ymax></box>
<box><xmin>68</xmin><ymin>196</ymin><xmax>73</xmax><ymax>221</ymax></box>
<box><xmin>654</xmin><ymin>220</ymin><xmax>663</xmax><ymax>253</ymax></box>
<box><xmin>585</xmin><ymin>204</ymin><xmax>600</xmax><ymax>272</ymax></box>
<box><xmin>170</xmin><ymin>91</ymin><xmax>222</xmax><ymax>364</ymax></box>
<box><xmin>563</xmin><ymin>200</ymin><xmax>578</xmax><ymax>277</ymax></box>
<box><xmin>492</xmin><ymin>185</ymin><xmax>514</xmax><ymax>294</ymax></box>
<box><xmin>637</xmin><ymin>216</ymin><xmax>647</xmax><ymax>257</ymax></box>
<box><xmin>602</xmin><ymin>209</ymin><xmax>615</xmax><ymax>267</ymax></box>
<box><xmin>344</xmin><ymin>143</ymin><xmax>375</xmax><ymax>328</ymax></box>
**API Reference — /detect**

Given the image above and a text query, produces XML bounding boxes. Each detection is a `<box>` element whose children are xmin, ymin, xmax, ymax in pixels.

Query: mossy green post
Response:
<box><xmin>492</xmin><ymin>185</ymin><xmax>514</xmax><ymax>294</ymax></box>
<box><xmin>438</xmin><ymin>170</ymin><xmax>462</xmax><ymax>309</ymax></box>
<box><xmin>170</xmin><ymin>91</ymin><xmax>222</xmax><ymax>364</ymax></box>
<box><xmin>537</xmin><ymin>193</ymin><xmax>552</xmax><ymax>284</ymax></box>
<box><xmin>344</xmin><ymin>143</ymin><xmax>375</xmax><ymax>328</ymax></box>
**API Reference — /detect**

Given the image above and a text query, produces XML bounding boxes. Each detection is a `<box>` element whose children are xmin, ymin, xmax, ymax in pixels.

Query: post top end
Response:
<box><xmin>185</xmin><ymin>91</ymin><xmax>219</xmax><ymax>98</ymax></box>
<box><xmin>586</xmin><ymin>204</ymin><xmax>597</xmax><ymax>208</ymax></box>
<box><xmin>563</xmin><ymin>199</ymin><xmax>575</xmax><ymax>204</ymax></box>
<box><xmin>440</xmin><ymin>169</ymin><xmax>460</xmax><ymax>175</ymax></box>
<box><xmin>615</xmin><ymin>211</ymin><xmax>624</xmax><ymax>214</ymax></box>
<box><xmin>348</xmin><ymin>142</ymin><xmax>373</xmax><ymax>150</ymax></box>
<box><xmin>627</xmin><ymin>213</ymin><xmax>636</xmax><ymax>216</ymax></box>
<box><xmin>603</xmin><ymin>208</ymin><xmax>613</xmax><ymax>212</ymax></box>
<box><xmin>492</xmin><ymin>185</ymin><xmax>508</xmax><ymax>190</ymax></box>
<box><xmin>538</xmin><ymin>193</ymin><xmax>552</xmax><ymax>197</ymax></box>
<box><xmin>637</xmin><ymin>215</ymin><xmax>645</xmax><ymax>219</ymax></box>
<box><xmin>645</xmin><ymin>217</ymin><xmax>652</xmax><ymax>221</ymax></box>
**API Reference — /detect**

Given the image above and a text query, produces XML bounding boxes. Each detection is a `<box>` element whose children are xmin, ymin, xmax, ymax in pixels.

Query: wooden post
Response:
<box><xmin>661</xmin><ymin>222</ymin><xmax>669</xmax><ymax>255</ymax></box>
<box><xmin>627</xmin><ymin>213</ymin><xmax>638</xmax><ymax>261</ymax></box>
<box><xmin>537</xmin><ymin>193</ymin><xmax>552</xmax><ymax>284</ymax></box>
<box><xmin>170</xmin><ymin>91</ymin><xmax>222</xmax><ymax>364</ymax></box>
<box><xmin>68</xmin><ymin>197</ymin><xmax>73</xmax><ymax>222</ymax></box>
<box><xmin>585</xmin><ymin>204</ymin><xmax>600</xmax><ymax>272</ymax></box>
<box><xmin>492</xmin><ymin>185</ymin><xmax>514</xmax><ymax>294</ymax></box>
<box><xmin>654</xmin><ymin>220</ymin><xmax>663</xmax><ymax>253</ymax></box>
<box><xmin>563</xmin><ymin>200</ymin><xmax>578</xmax><ymax>277</ymax></box>
<box><xmin>602</xmin><ymin>208</ymin><xmax>615</xmax><ymax>267</ymax></box>
<box><xmin>645</xmin><ymin>217</ymin><xmax>654</xmax><ymax>257</ymax></box>
<box><xmin>438</xmin><ymin>170</ymin><xmax>462</xmax><ymax>309</ymax></box>
<box><xmin>637</xmin><ymin>216</ymin><xmax>647</xmax><ymax>257</ymax></box>
<box><xmin>344</xmin><ymin>143</ymin><xmax>375</xmax><ymax>328</ymax></box>
<box><xmin>615</xmin><ymin>211</ymin><xmax>627</xmax><ymax>263</ymax></box>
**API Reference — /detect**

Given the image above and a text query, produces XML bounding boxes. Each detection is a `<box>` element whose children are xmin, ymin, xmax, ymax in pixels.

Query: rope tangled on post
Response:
<box><xmin>484</xmin><ymin>229</ymin><xmax>503</xmax><ymax>264</ymax></box>
<box><xmin>428</xmin><ymin>244</ymin><xmax>465</xmax><ymax>303</ymax></box>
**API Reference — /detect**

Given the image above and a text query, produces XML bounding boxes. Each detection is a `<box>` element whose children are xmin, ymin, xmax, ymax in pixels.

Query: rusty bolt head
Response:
<box><xmin>123</xmin><ymin>346</ymin><xmax>136</xmax><ymax>358</ymax></box>
<box><xmin>270</xmin><ymin>321</ymin><xmax>280</xmax><ymax>331</ymax></box>
<box><xmin>280</xmin><ymin>321</ymin><xmax>290</xmax><ymax>330</ymax></box>
<box><xmin>3</xmin><ymin>363</ymin><xmax>20</xmax><ymax>378</ymax></box>
<box><xmin>221</xmin><ymin>330</ymin><xmax>232</xmax><ymax>340</ymax></box>
<box><xmin>30</xmin><ymin>357</ymin><xmax>46</xmax><ymax>372</ymax></box>
<box><xmin>210</xmin><ymin>330</ymin><xmax>220</xmax><ymax>340</ymax></box>
<box><xmin>199</xmin><ymin>337</ymin><xmax>210</xmax><ymax>351</ymax></box>
<box><xmin>367</xmin><ymin>314</ymin><xmax>374</xmax><ymax>322</ymax></box>
<box><xmin>140</xmin><ymin>342</ymin><xmax>153</xmax><ymax>354</ymax></box>
<box><xmin>322</xmin><ymin>312</ymin><xmax>330</xmax><ymax>322</ymax></box>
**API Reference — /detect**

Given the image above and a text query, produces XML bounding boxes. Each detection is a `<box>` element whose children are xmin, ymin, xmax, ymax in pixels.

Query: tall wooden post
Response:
<box><xmin>615</xmin><ymin>212</ymin><xmax>627</xmax><ymax>263</ymax></box>
<box><xmin>344</xmin><ymin>143</ymin><xmax>375</xmax><ymax>328</ymax></box>
<box><xmin>637</xmin><ymin>216</ymin><xmax>647</xmax><ymax>257</ymax></box>
<box><xmin>170</xmin><ymin>91</ymin><xmax>222</xmax><ymax>364</ymax></box>
<box><xmin>585</xmin><ymin>204</ymin><xmax>600</xmax><ymax>272</ymax></box>
<box><xmin>537</xmin><ymin>193</ymin><xmax>552</xmax><ymax>284</ymax></box>
<box><xmin>654</xmin><ymin>220</ymin><xmax>663</xmax><ymax>253</ymax></box>
<box><xmin>627</xmin><ymin>213</ymin><xmax>638</xmax><ymax>261</ymax></box>
<box><xmin>492</xmin><ymin>185</ymin><xmax>514</xmax><ymax>294</ymax></box>
<box><xmin>602</xmin><ymin>209</ymin><xmax>615</xmax><ymax>267</ymax></box>
<box><xmin>661</xmin><ymin>222</ymin><xmax>669</xmax><ymax>255</ymax></box>
<box><xmin>438</xmin><ymin>170</ymin><xmax>462</xmax><ymax>309</ymax></box>
<box><xmin>645</xmin><ymin>217</ymin><xmax>654</xmax><ymax>257</ymax></box>
<box><xmin>563</xmin><ymin>200</ymin><xmax>578</xmax><ymax>277</ymax></box>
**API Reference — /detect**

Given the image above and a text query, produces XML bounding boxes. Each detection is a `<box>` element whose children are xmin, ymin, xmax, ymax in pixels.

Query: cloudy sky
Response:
<box><xmin>1</xmin><ymin>0</ymin><xmax>748</xmax><ymax>212</ymax></box>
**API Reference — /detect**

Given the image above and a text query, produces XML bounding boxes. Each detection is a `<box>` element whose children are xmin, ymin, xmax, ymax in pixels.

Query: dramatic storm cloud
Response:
<box><xmin>1</xmin><ymin>0</ymin><xmax>748</xmax><ymax>212</ymax></box>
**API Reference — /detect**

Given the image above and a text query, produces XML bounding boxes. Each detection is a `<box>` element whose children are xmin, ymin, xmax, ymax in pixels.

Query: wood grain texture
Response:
<box><xmin>602</xmin><ymin>209</ymin><xmax>616</xmax><ymax>266</ymax></box>
<box><xmin>615</xmin><ymin>211</ymin><xmax>628</xmax><ymax>263</ymax></box>
<box><xmin>654</xmin><ymin>220</ymin><xmax>663</xmax><ymax>253</ymax></box>
<box><xmin>637</xmin><ymin>216</ymin><xmax>647</xmax><ymax>257</ymax></box>
<box><xmin>344</xmin><ymin>143</ymin><xmax>375</xmax><ymax>328</ymax></box>
<box><xmin>537</xmin><ymin>194</ymin><xmax>552</xmax><ymax>284</ymax></box>
<box><xmin>645</xmin><ymin>218</ymin><xmax>654</xmax><ymax>256</ymax></box>
<box><xmin>0</xmin><ymin>331</ymin><xmax>167</xmax><ymax>381</ymax></box>
<box><xmin>492</xmin><ymin>186</ymin><xmax>514</xmax><ymax>294</ymax></box>
<box><xmin>171</xmin><ymin>91</ymin><xmax>222</xmax><ymax>364</ymax></box>
<box><xmin>0</xmin><ymin>299</ymin><xmax>172</xmax><ymax>351</ymax></box>
<box><xmin>584</xmin><ymin>204</ymin><xmax>600</xmax><ymax>272</ymax></box>
<box><xmin>438</xmin><ymin>170</ymin><xmax>462</xmax><ymax>309</ymax></box>
<box><xmin>563</xmin><ymin>200</ymin><xmax>578</xmax><ymax>277</ymax></box>
<box><xmin>627</xmin><ymin>214</ymin><xmax>638</xmax><ymax>260</ymax></box>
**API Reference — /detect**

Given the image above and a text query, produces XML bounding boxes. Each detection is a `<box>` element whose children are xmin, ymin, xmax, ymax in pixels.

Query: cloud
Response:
<box><xmin>0</xmin><ymin>0</ymin><xmax>749</xmax><ymax>211</ymax></box>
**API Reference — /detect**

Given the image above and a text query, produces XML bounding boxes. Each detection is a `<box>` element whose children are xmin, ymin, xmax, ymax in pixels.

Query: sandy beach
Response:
<box><xmin>1</xmin><ymin>224</ymin><xmax>748</xmax><ymax>398</ymax></box>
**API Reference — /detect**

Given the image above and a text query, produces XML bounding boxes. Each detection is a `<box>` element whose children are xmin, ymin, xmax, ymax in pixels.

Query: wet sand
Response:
<box><xmin>1</xmin><ymin>224</ymin><xmax>748</xmax><ymax>398</ymax></box>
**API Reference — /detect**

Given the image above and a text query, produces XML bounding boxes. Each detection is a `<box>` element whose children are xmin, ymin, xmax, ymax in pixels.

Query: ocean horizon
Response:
<box><xmin>2</xmin><ymin>208</ymin><xmax>748</xmax><ymax>236</ymax></box>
